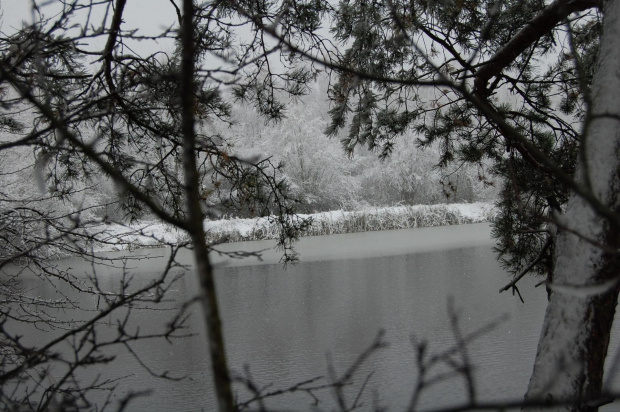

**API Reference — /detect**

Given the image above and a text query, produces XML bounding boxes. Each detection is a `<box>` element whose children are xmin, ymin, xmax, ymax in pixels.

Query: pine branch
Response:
<box><xmin>499</xmin><ymin>235</ymin><xmax>552</xmax><ymax>297</ymax></box>
<box><xmin>473</xmin><ymin>0</ymin><xmax>600</xmax><ymax>98</ymax></box>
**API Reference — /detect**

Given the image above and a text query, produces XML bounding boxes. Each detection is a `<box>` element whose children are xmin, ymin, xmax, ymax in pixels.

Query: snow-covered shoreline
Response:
<box><xmin>87</xmin><ymin>202</ymin><xmax>497</xmax><ymax>253</ymax></box>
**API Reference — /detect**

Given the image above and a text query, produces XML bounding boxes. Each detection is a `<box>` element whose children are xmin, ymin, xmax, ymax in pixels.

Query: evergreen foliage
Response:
<box><xmin>0</xmin><ymin>0</ymin><xmax>614</xmax><ymax>409</ymax></box>
<box><xmin>0</xmin><ymin>1</ymin><xmax>313</xmax><ymax>262</ymax></box>
<box><xmin>0</xmin><ymin>1</ymin><xmax>324</xmax><ymax>407</ymax></box>
<box><xmin>323</xmin><ymin>0</ymin><xmax>599</xmax><ymax>279</ymax></box>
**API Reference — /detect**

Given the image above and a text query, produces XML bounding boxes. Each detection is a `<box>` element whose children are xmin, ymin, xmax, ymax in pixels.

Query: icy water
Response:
<box><xmin>9</xmin><ymin>223</ymin><xmax>620</xmax><ymax>410</ymax></box>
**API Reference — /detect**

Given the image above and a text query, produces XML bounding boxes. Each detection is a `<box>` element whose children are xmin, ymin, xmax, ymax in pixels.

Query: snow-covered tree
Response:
<box><xmin>523</xmin><ymin>0</ymin><xmax>620</xmax><ymax>408</ymax></box>
<box><xmin>226</xmin><ymin>73</ymin><xmax>495</xmax><ymax>213</ymax></box>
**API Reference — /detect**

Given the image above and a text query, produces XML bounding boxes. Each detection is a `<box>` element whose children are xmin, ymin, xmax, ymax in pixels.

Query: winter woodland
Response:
<box><xmin>1</xmin><ymin>0</ymin><xmax>620</xmax><ymax>411</ymax></box>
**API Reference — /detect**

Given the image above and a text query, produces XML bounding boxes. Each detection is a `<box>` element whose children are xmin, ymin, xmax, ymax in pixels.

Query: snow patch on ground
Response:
<box><xmin>87</xmin><ymin>202</ymin><xmax>497</xmax><ymax>253</ymax></box>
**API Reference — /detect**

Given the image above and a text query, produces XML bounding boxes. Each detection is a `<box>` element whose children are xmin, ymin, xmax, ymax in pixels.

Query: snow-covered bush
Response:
<box><xmin>223</xmin><ymin>76</ymin><xmax>498</xmax><ymax>214</ymax></box>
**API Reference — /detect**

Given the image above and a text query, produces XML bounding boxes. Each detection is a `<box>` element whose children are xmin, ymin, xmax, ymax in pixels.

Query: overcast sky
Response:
<box><xmin>1</xmin><ymin>0</ymin><xmax>180</xmax><ymax>56</ymax></box>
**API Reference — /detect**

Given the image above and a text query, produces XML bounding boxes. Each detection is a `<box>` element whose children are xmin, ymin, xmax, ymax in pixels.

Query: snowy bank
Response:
<box><xmin>87</xmin><ymin>202</ymin><xmax>497</xmax><ymax>252</ymax></box>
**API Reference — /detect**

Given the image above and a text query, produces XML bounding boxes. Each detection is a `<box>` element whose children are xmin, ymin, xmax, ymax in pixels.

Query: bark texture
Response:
<box><xmin>523</xmin><ymin>0</ymin><xmax>620</xmax><ymax>410</ymax></box>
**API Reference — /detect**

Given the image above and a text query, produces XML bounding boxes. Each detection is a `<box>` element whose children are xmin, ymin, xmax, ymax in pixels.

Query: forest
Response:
<box><xmin>1</xmin><ymin>0</ymin><xmax>620</xmax><ymax>411</ymax></box>
<box><xmin>1</xmin><ymin>73</ymin><xmax>497</xmax><ymax>222</ymax></box>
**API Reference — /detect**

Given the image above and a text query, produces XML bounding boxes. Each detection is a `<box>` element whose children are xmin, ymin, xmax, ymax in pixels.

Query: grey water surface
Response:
<box><xmin>10</xmin><ymin>223</ymin><xmax>620</xmax><ymax>411</ymax></box>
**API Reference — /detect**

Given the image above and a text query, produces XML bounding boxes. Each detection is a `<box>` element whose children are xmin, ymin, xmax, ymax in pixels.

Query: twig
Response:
<box><xmin>499</xmin><ymin>236</ymin><xmax>552</xmax><ymax>296</ymax></box>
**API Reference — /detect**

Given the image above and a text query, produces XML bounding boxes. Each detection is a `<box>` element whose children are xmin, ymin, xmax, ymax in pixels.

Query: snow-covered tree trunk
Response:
<box><xmin>523</xmin><ymin>0</ymin><xmax>620</xmax><ymax>410</ymax></box>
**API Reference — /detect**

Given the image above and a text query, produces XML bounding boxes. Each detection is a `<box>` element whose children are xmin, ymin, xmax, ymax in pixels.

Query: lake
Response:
<box><xmin>7</xmin><ymin>223</ymin><xmax>620</xmax><ymax>410</ymax></box>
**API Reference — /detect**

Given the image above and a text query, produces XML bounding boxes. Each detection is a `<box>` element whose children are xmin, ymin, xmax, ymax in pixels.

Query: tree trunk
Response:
<box><xmin>523</xmin><ymin>0</ymin><xmax>620</xmax><ymax>410</ymax></box>
<box><xmin>179</xmin><ymin>1</ymin><xmax>235</xmax><ymax>411</ymax></box>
